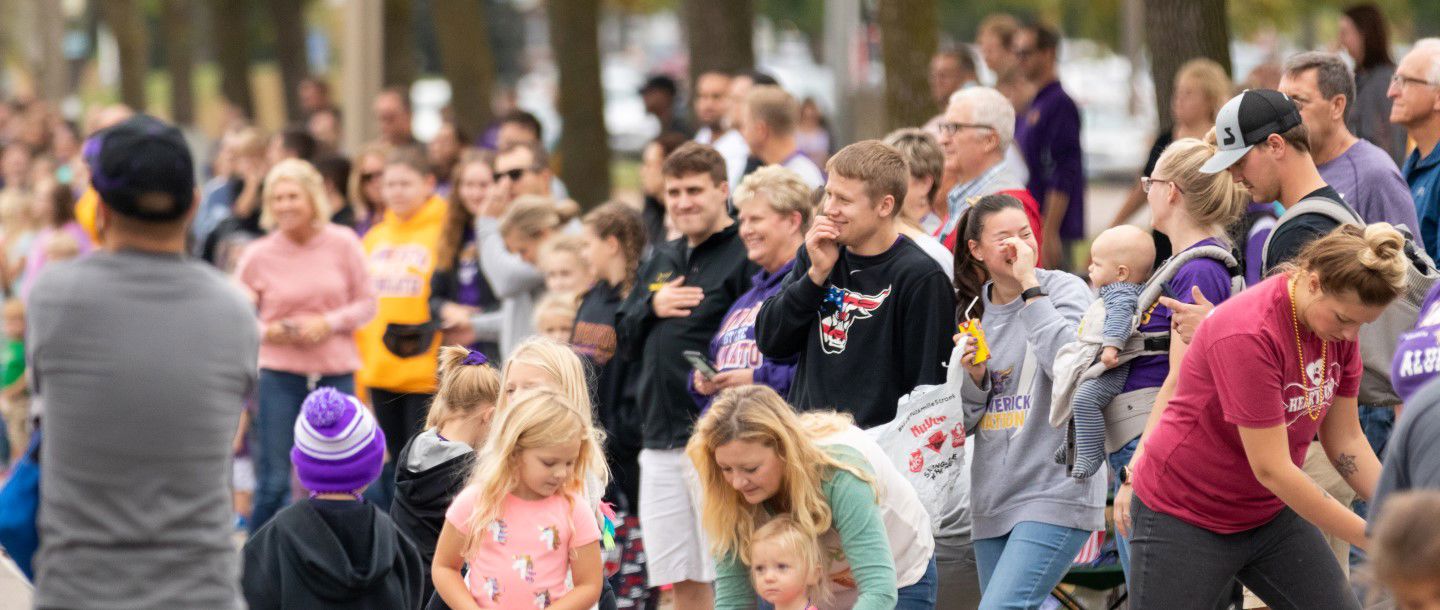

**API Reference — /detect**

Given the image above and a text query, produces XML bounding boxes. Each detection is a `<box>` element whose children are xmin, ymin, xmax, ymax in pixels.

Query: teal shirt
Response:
<box><xmin>1</xmin><ymin>339</ymin><xmax>23</xmax><ymax>388</ymax></box>
<box><xmin>714</xmin><ymin>445</ymin><xmax>898</xmax><ymax>610</ymax></box>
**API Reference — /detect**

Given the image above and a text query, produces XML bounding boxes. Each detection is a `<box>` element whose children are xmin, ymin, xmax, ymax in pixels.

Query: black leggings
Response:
<box><xmin>1128</xmin><ymin>494</ymin><xmax>1359</xmax><ymax>610</ymax></box>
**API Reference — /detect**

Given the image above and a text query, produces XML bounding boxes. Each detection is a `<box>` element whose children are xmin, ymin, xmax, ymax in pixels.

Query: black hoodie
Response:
<box><xmin>391</xmin><ymin>430</ymin><xmax>474</xmax><ymax>606</ymax></box>
<box><xmin>616</xmin><ymin>222</ymin><xmax>757</xmax><ymax>448</ymax></box>
<box><xmin>242</xmin><ymin>498</ymin><xmax>425</xmax><ymax>610</ymax></box>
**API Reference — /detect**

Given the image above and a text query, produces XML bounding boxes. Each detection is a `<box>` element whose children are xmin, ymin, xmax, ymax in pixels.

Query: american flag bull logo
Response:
<box><xmin>818</xmin><ymin>286</ymin><xmax>891</xmax><ymax>354</ymax></box>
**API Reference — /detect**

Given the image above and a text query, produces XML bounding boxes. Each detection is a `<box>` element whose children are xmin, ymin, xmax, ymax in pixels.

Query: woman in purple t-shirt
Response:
<box><xmin>1109</xmin><ymin>138</ymin><xmax>1250</xmax><ymax>576</ymax></box>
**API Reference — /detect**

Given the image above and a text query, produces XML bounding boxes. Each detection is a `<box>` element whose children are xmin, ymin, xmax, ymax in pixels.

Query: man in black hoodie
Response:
<box><xmin>616</xmin><ymin>142</ymin><xmax>756</xmax><ymax>610</ymax></box>
<box><xmin>756</xmin><ymin>140</ymin><xmax>956</xmax><ymax>427</ymax></box>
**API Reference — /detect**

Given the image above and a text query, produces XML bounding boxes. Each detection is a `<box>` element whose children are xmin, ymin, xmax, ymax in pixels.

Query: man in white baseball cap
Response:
<box><xmin>1202</xmin><ymin>88</ymin><xmax>1360</xmax><ymax>274</ymax></box>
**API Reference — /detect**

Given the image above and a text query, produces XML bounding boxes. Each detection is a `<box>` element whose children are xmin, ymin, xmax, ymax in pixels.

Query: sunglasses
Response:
<box><xmin>360</xmin><ymin>172</ymin><xmax>381</xmax><ymax>184</ymax></box>
<box><xmin>493</xmin><ymin>168</ymin><xmax>531</xmax><ymax>182</ymax></box>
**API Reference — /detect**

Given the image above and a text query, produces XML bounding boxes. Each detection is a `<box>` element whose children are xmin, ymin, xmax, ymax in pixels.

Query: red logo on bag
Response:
<box><xmin>909</xmin><ymin>449</ymin><xmax>924</xmax><ymax>472</ymax></box>
<box><xmin>927</xmin><ymin>430</ymin><xmax>946</xmax><ymax>453</ymax></box>
<box><xmin>950</xmin><ymin>423</ymin><xmax>965</xmax><ymax>448</ymax></box>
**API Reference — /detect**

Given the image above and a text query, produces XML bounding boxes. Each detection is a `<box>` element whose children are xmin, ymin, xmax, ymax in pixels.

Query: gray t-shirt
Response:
<box><xmin>29</xmin><ymin>250</ymin><xmax>258</xmax><ymax>609</ymax></box>
<box><xmin>1318</xmin><ymin>138</ymin><xmax>1424</xmax><ymax>251</ymax></box>
<box><xmin>1369</xmin><ymin>379</ymin><xmax>1440</xmax><ymax>535</ymax></box>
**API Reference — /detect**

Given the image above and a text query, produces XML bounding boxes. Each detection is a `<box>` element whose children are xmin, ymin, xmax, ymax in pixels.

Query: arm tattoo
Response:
<box><xmin>1333</xmin><ymin>452</ymin><xmax>1359</xmax><ymax>478</ymax></box>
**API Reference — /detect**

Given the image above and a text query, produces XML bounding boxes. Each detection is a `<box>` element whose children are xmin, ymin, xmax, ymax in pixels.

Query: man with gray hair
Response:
<box><xmin>1390</xmin><ymin>39</ymin><xmax>1440</xmax><ymax>259</ymax></box>
<box><xmin>1279</xmin><ymin>51</ymin><xmax>1420</xmax><ymax>242</ymax></box>
<box><xmin>933</xmin><ymin>86</ymin><xmax>1043</xmax><ymax>252</ymax></box>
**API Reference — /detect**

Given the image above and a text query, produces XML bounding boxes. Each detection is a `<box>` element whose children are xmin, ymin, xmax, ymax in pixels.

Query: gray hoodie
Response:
<box><xmin>955</xmin><ymin>268</ymin><xmax>1106</xmax><ymax>539</ymax></box>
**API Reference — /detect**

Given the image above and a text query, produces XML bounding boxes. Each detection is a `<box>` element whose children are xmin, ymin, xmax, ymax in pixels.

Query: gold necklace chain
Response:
<box><xmin>1288</xmin><ymin>275</ymin><xmax>1327</xmax><ymax>420</ymax></box>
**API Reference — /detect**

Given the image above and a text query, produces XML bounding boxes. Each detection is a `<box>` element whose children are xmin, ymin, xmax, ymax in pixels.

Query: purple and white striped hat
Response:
<box><xmin>291</xmin><ymin>388</ymin><xmax>386</xmax><ymax>494</ymax></box>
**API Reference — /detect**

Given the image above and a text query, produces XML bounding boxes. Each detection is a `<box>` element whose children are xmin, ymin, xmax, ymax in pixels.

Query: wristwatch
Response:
<box><xmin>1118</xmin><ymin>465</ymin><xmax>1134</xmax><ymax>486</ymax></box>
<box><xmin>1020</xmin><ymin>286</ymin><xmax>1048</xmax><ymax>302</ymax></box>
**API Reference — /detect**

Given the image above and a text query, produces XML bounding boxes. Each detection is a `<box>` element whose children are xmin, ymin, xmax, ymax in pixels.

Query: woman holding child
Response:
<box><xmin>688</xmin><ymin>385</ymin><xmax>936</xmax><ymax>610</ymax></box>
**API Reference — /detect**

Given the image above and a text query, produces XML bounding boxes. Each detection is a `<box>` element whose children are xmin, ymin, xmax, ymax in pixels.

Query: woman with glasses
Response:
<box><xmin>340</xmin><ymin>143</ymin><xmax>390</xmax><ymax>236</ymax></box>
<box><xmin>1109</xmin><ymin>137</ymin><xmax>1250</xmax><ymax>576</ymax></box>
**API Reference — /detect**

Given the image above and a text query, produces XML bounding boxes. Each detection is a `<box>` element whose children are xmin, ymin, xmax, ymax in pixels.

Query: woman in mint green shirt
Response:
<box><xmin>686</xmin><ymin>385</ymin><xmax>936</xmax><ymax>609</ymax></box>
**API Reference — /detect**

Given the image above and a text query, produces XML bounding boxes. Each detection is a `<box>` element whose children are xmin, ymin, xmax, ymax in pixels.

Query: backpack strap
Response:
<box><xmin>1260</xmin><ymin>195</ymin><xmax>1363</xmax><ymax>270</ymax></box>
<box><xmin>1128</xmin><ymin>244</ymin><xmax>1245</xmax><ymax>357</ymax></box>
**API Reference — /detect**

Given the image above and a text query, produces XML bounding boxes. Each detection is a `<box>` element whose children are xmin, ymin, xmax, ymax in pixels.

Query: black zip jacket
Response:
<box><xmin>616</xmin><ymin>223</ymin><xmax>757</xmax><ymax>448</ymax></box>
<box><xmin>756</xmin><ymin>236</ymin><xmax>955</xmax><ymax>428</ymax></box>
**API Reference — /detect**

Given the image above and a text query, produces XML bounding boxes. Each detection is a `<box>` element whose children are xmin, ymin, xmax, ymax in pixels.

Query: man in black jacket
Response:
<box><xmin>756</xmin><ymin>140</ymin><xmax>955</xmax><ymax>427</ymax></box>
<box><xmin>616</xmin><ymin>142</ymin><xmax>755</xmax><ymax>610</ymax></box>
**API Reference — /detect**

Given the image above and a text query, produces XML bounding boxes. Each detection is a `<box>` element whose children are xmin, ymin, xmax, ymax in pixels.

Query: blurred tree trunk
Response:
<box><xmin>268</xmin><ymin>0</ymin><xmax>310</xmax><ymax>122</ymax></box>
<box><xmin>1145</xmin><ymin>0</ymin><xmax>1232</xmax><ymax>132</ymax></box>
<box><xmin>98</xmin><ymin>0</ymin><xmax>149</xmax><ymax>111</ymax></box>
<box><xmin>383</xmin><ymin>0</ymin><xmax>417</xmax><ymax>87</ymax></box>
<box><xmin>432</xmin><ymin>0</ymin><xmax>496</xmax><ymax>138</ymax></box>
<box><xmin>214</xmin><ymin>0</ymin><xmax>254</xmax><ymax>119</ymax></box>
<box><xmin>35</xmin><ymin>0</ymin><xmax>68</xmax><ymax>104</ymax></box>
<box><xmin>877</xmin><ymin>0</ymin><xmax>938</xmax><ymax>131</ymax></box>
<box><xmin>684</xmin><ymin>0</ymin><xmax>754</xmax><ymax>87</ymax></box>
<box><xmin>161</xmin><ymin>0</ymin><xmax>195</xmax><ymax>126</ymax></box>
<box><xmin>548</xmin><ymin>0</ymin><xmax>610</xmax><ymax>208</ymax></box>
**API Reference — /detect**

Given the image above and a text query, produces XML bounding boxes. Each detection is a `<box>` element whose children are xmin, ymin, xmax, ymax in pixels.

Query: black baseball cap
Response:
<box><xmin>82</xmin><ymin>114</ymin><xmax>195</xmax><ymax>221</ymax></box>
<box><xmin>1200</xmin><ymin>89</ymin><xmax>1303</xmax><ymax>174</ymax></box>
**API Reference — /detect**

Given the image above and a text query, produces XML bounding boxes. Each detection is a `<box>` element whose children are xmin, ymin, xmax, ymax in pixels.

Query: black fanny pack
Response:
<box><xmin>382</xmin><ymin>321</ymin><xmax>439</xmax><ymax>358</ymax></box>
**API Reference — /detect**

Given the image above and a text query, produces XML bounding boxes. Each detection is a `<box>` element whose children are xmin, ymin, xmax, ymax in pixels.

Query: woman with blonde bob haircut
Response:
<box><xmin>235</xmin><ymin>157</ymin><xmax>377</xmax><ymax>532</ymax></box>
<box><xmin>1124</xmin><ymin>224</ymin><xmax>1408</xmax><ymax>609</ymax></box>
<box><xmin>687</xmin><ymin>385</ymin><xmax>936</xmax><ymax>610</ymax></box>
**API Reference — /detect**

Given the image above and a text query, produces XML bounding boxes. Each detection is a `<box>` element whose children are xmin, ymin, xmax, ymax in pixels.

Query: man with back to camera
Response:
<box><xmin>756</xmin><ymin>140</ymin><xmax>955</xmax><ymax>428</ymax></box>
<box><xmin>616</xmin><ymin>142</ymin><xmax>757</xmax><ymax>610</ymax></box>
<box><xmin>30</xmin><ymin>114</ymin><xmax>259</xmax><ymax>609</ymax></box>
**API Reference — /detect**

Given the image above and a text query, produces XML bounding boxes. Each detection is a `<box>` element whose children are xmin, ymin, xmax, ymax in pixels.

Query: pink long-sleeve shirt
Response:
<box><xmin>235</xmin><ymin>223</ymin><xmax>376</xmax><ymax>375</ymax></box>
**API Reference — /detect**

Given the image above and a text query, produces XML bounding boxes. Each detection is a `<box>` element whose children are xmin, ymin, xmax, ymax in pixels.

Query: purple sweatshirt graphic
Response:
<box><xmin>1393</xmin><ymin>282</ymin><xmax>1440</xmax><ymax>402</ymax></box>
<box><xmin>689</xmin><ymin>260</ymin><xmax>799</xmax><ymax>410</ymax></box>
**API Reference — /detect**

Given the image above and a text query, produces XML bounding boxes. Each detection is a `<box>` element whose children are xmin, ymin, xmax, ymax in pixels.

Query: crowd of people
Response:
<box><xmin>2</xmin><ymin>5</ymin><xmax>1440</xmax><ymax>610</ymax></box>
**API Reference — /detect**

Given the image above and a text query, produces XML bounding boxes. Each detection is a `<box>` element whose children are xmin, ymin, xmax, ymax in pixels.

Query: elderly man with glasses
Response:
<box><xmin>1390</xmin><ymin>39</ymin><xmax>1440</xmax><ymax>259</ymax></box>
<box><xmin>934</xmin><ymin>86</ymin><xmax>1044</xmax><ymax>254</ymax></box>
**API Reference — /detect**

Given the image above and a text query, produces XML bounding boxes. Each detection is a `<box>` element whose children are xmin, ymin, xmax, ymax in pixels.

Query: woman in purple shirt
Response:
<box><xmin>1109</xmin><ymin>138</ymin><xmax>1250</xmax><ymax>576</ymax></box>
<box><xmin>689</xmin><ymin>166</ymin><xmax>808</xmax><ymax>408</ymax></box>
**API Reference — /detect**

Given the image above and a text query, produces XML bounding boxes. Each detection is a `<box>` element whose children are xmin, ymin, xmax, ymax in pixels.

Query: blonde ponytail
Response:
<box><xmin>1156</xmin><ymin>138</ymin><xmax>1249</xmax><ymax>233</ymax></box>
<box><xmin>427</xmin><ymin>345</ymin><xmax>501</xmax><ymax>429</ymax></box>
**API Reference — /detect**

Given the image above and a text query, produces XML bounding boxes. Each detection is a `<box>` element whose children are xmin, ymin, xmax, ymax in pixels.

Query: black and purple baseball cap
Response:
<box><xmin>82</xmin><ymin>114</ymin><xmax>195</xmax><ymax>221</ymax></box>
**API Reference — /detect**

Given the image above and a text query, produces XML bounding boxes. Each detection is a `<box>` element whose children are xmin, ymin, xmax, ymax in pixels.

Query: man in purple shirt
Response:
<box><xmin>1012</xmin><ymin>22</ymin><xmax>1085</xmax><ymax>270</ymax></box>
<box><xmin>1280</xmin><ymin>51</ymin><xmax>1422</xmax><ymax>249</ymax></box>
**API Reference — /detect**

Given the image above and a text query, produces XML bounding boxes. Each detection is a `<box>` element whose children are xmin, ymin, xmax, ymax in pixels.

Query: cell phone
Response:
<box><xmin>684</xmin><ymin>350</ymin><xmax>720</xmax><ymax>380</ymax></box>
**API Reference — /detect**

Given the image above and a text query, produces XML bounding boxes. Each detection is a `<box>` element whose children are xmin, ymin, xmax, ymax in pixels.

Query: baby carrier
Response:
<box><xmin>1050</xmin><ymin>245</ymin><xmax>1245</xmax><ymax>452</ymax></box>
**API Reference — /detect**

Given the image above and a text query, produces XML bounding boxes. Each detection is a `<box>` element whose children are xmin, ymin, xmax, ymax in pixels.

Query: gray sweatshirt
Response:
<box><xmin>957</xmin><ymin>269</ymin><xmax>1106</xmax><ymax>539</ymax></box>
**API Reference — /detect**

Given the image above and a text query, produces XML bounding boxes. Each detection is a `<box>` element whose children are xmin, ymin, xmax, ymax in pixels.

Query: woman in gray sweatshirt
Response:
<box><xmin>948</xmin><ymin>194</ymin><xmax>1105</xmax><ymax>608</ymax></box>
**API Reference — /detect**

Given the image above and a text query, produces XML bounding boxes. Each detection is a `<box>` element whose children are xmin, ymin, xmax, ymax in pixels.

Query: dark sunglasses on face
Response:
<box><xmin>360</xmin><ymin>172</ymin><xmax>381</xmax><ymax>184</ymax></box>
<box><xmin>494</xmin><ymin>168</ymin><xmax>530</xmax><ymax>182</ymax></box>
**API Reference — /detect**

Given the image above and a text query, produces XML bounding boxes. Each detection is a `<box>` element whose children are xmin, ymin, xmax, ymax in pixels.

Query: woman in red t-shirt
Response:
<box><xmin>1120</xmin><ymin>224</ymin><xmax>1408</xmax><ymax>608</ymax></box>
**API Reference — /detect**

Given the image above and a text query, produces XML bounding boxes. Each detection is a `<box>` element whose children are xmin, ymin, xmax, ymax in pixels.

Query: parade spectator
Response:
<box><xmin>472</xmin><ymin>143</ymin><xmax>560</xmax><ymax>360</ymax></box>
<box><xmin>193</xmin><ymin>127</ymin><xmax>265</xmax><ymax>259</ymax></box>
<box><xmin>975</xmin><ymin>14</ymin><xmax>1021</xmax><ymax>83</ymax></box>
<box><xmin>18</xmin><ymin>179</ymin><xmax>91</xmax><ymax>299</ymax></box>
<box><xmin>372</xmin><ymin>87</ymin><xmax>421</xmax><ymax>152</ymax></box>
<box><xmin>241</xmin><ymin>388</ymin><xmax>424</xmax><ymax>610</ymax></box>
<box><xmin>234</xmin><ymin>159</ymin><xmax>376</xmax><ymax>532</ymax></box>
<box><xmin>795</xmin><ymin>98</ymin><xmax>832</xmax><ymax>169</ymax></box>
<box><xmin>313</xmin><ymin>154</ymin><xmax>352</xmax><ymax>225</ymax></box>
<box><xmin>688</xmin><ymin>386</ymin><xmax>937</xmax><ymax>609</ymax></box>
<box><xmin>266</xmin><ymin>126</ymin><xmax>317</xmax><ymax>165</ymax></box>
<box><xmin>948</xmin><ymin>193</ymin><xmax>1102</xmax><ymax>608</ymax></box>
<box><xmin>483</xmin><ymin>195</ymin><xmax>578</xmax><ymax>357</ymax></box>
<box><xmin>432</xmin><ymin>152</ymin><xmax>501</xmax><ymax>356</ymax></box>
<box><xmin>496</xmin><ymin>110</ymin><xmax>544</xmax><ymax>151</ymax></box>
<box><xmin>1339</xmin><ymin>3</ymin><xmax>1407</xmax><ymax>163</ymax></box>
<box><xmin>1124</xmin><ymin>225</ymin><xmax>1407</xmax><ymax>608</ymax></box>
<box><xmin>726</xmin><ymin>72</ymin><xmax>779</xmax><ymax>188</ymax></box>
<box><xmin>307</xmin><ymin>106</ymin><xmax>342</xmax><ymax>156</ymax></box>
<box><xmin>935</xmin><ymin>87</ymin><xmax>1043</xmax><ymax>253</ymax></box>
<box><xmin>1367</xmin><ymin>491</ymin><xmax>1440</xmax><ymax>610</ymax></box>
<box><xmin>640</xmin><ymin>131</ymin><xmax>690</xmax><ymax>247</ymax></box>
<box><xmin>741</xmin><ymin>86</ymin><xmax>825</xmax><ymax>189</ymax></box>
<box><xmin>756</xmin><ymin>141</ymin><xmax>954</xmax><ymax>428</ymax></box>
<box><xmin>924</xmin><ymin>49</ymin><xmax>979</xmax><ymax>133</ymax></box>
<box><xmin>641</xmin><ymin>74</ymin><xmax>691</xmax><ymax>137</ymax></box>
<box><xmin>616</xmin><ymin>142</ymin><xmax>757</xmax><ymax>610</ymax></box>
<box><xmin>693</xmin><ymin>71</ymin><xmax>733</xmax><ymax>145</ymax></box>
<box><xmin>693</xmin><ymin>70</ymin><xmax>750</xmax><ymax>193</ymax></box>
<box><xmin>355</xmin><ymin>149</ymin><xmax>448</xmax><ymax>508</ymax></box>
<box><xmin>428</xmin><ymin>121</ymin><xmax>466</xmax><ymax>196</ymax></box>
<box><xmin>689</xmin><ymin>166</ymin><xmax>808</xmax><ymax>410</ymax></box>
<box><xmin>298</xmin><ymin>76</ymin><xmax>334</xmax><ymax>117</ymax></box>
<box><xmin>1109</xmin><ymin>58</ymin><xmax>1233</xmax><ymax>265</ymax></box>
<box><xmin>1280</xmin><ymin>52</ymin><xmax>1419</xmax><ymax>237</ymax></box>
<box><xmin>30</xmin><ymin>114</ymin><xmax>259</xmax><ymax>609</ymax></box>
<box><xmin>342</xmin><ymin>143</ymin><xmax>389</xmax><ymax>236</ymax></box>
<box><xmin>882</xmin><ymin>128</ymin><xmax>960</xmax><ymax>274</ymax></box>
<box><xmin>1012</xmin><ymin>22</ymin><xmax>1085</xmax><ymax>270</ymax></box>
<box><xmin>1391</xmin><ymin>40</ymin><xmax>1440</xmax><ymax>259</ymax></box>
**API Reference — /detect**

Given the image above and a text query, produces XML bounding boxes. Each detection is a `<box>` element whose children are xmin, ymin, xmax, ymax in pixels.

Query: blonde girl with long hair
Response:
<box><xmin>392</xmin><ymin>346</ymin><xmax>502</xmax><ymax>602</ymax></box>
<box><xmin>686</xmin><ymin>385</ymin><xmax>935</xmax><ymax>610</ymax></box>
<box><xmin>432</xmin><ymin>388</ymin><xmax>605</xmax><ymax>610</ymax></box>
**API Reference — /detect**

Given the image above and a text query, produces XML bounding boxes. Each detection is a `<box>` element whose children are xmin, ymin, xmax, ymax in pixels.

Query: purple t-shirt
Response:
<box><xmin>1015</xmin><ymin>81</ymin><xmax>1086</xmax><ymax>241</ymax></box>
<box><xmin>1121</xmin><ymin>238</ymin><xmax>1235</xmax><ymax>393</ymax></box>
<box><xmin>1393</xmin><ymin>282</ymin><xmax>1440</xmax><ymax>402</ymax></box>
<box><xmin>1318</xmin><ymin>138</ymin><xmax>1424</xmax><ymax>251</ymax></box>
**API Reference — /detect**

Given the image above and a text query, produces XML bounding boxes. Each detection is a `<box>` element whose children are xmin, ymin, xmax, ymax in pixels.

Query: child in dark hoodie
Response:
<box><xmin>242</xmin><ymin>388</ymin><xmax>424</xmax><ymax>609</ymax></box>
<box><xmin>392</xmin><ymin>346</ymin><xmax>500</xmax><ymax>605</ymax></box>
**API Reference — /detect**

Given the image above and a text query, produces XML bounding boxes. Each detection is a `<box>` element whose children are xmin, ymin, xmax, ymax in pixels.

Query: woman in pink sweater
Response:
<box><xmin>235</xmin><ymin>159</ymin><xmax>377</xmax><ymax>532</ymax></box>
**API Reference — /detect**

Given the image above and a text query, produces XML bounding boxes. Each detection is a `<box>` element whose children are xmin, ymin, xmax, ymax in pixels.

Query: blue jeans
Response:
<box><xmin>1107</xmin><ymin>437</ymin><xmax>1140</xmax><ymax>581</ymax></box>
<box><xmin>756</xmin><ymin>556</ymin><xmax>937</xmax><ymax>609</ymax></box>
<box><xmin>249</xmin><ymin>369</ymin><xmax>354</xmax><ymax>533</ymax></box>
<box><xmin>974</xmin><ymin>522</ymin><xmax>1091</xmax><ymax>610</ymax></box>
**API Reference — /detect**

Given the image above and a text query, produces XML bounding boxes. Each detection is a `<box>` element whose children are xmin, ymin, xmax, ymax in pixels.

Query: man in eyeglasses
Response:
<box><xmin>934</xmin><ymin>86</ymin><xmax>1043</xmax><ymax>253</ymax></box>
<box><xmin>1390</xmin><ymin>39</ymin><xmax>1440</xmax><ymax>259</ymax></box>
<box><xmin>1012</xmin><ymin>22</ymin><xmax>1084</xmax><ymax>271</ymax></box>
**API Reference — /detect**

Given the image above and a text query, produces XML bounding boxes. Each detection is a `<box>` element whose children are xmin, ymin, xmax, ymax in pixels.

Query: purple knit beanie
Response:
<box><xmin>291</xmin><ymin>387</ymin><xmax>386</xmax><ymax>494</ymax></box>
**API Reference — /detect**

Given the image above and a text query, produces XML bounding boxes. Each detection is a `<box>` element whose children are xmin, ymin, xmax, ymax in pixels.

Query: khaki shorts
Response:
<box><xmin>638</xmin><ymin>448</ymin><xmax>716</xmax><ymax>587</ymax></box>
